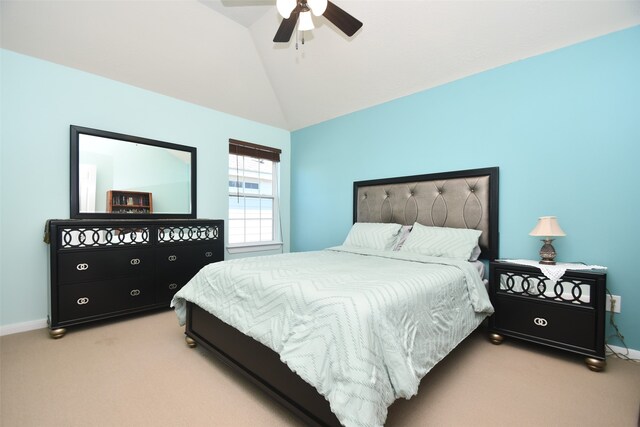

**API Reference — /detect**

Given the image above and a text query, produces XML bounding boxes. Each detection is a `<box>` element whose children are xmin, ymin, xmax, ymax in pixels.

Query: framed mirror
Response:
<box><xmin>70</xmin><ymin>125</ymin><xmax>197</xmax><ymax>219</ymax></box>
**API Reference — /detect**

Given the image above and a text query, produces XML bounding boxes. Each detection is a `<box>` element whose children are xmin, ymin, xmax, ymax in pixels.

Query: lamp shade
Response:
<box><xmin>529</xmin><ymin>216</ymin><xmax>566</xmax><ymax>237</ymax></box>
<box><xmin>308</xmin><ymin>0</ymin><xmax>328</xmax><ymax>16</ymax></box>
<box><xmin>276</xmin><ymin>0</ymin><xmax>297</xmax><ymax>19</ymax></box>
<box><xmin>298</xmin><ymin>11</ymin><xmax>314</xmax><ymax>31</ymax></box>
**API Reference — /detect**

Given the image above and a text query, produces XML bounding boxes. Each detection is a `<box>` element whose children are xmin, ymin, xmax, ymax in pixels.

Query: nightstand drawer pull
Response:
<box><xmin>205</xmin><ymin>251</ymin><xmax>213</xmax><ymax>257</ymax></box>
<box><xmin>77</xmin><ymin>297</ymin><xmax>90</xmax><ymax>305</ymax></box>
<box><xmin>168</xmin><ymin>255</ymin><xmax>177</xmax><ymax>262</ymax></box>
<box><xmin>130</xmin><ymin>289</ymin><xmax>141</xmax><ymax>297</ymax></box>
<box><xmin>168</xmin><ymin>283</ymin><xmax>178</xmax><ymax>290</ymax></box>
<box><xmin>533</xmin><ymin>317</ymin><xmax>548</xmax><ymax>327</ymax></box>
<box><xmin>130</xmin><ymin>258</ymin><xmax>141</xmax><ymax>265</ymax></box>
<box><xmin>76</xmin><ymin>263</ymin><xmax>89</xmax><ymax>271</ymax></box>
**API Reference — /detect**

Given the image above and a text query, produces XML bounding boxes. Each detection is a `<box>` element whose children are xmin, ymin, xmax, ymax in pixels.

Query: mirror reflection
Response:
<box><xmin>71</xmin><ymin>126</ymin><xmax>197</xmax><ymax>218</ymax></box>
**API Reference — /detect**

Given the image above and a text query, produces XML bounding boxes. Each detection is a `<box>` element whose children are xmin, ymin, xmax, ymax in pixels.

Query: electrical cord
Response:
<box><xmin>605</xmin><ymin>288</ymin><xmax>639</xmax><ymax>363</ymax></box>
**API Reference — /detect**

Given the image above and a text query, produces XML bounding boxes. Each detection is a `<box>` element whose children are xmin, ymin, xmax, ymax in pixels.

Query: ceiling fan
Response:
<box><xmin>273</xmin><ymin>0</ymin><xmax>363</xmax><ymax>43</ymax></box>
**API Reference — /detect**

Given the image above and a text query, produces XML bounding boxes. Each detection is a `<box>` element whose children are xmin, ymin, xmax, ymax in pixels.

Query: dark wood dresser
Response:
<box><xmin>488</xmin><ymin>261</ymin><xmax>607</xmax><ymax>371</ymax></box>
<box><xmin>46</xmin><ymin>219</ymin><xmax>224</xmax><ymax>338</ymax></box>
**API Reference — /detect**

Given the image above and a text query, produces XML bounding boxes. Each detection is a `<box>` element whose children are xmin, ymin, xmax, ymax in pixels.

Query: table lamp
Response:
<box><xmin>529</xmin><ymin>216</ymin><xmax>566</xmax><ymax>265</ymax></box>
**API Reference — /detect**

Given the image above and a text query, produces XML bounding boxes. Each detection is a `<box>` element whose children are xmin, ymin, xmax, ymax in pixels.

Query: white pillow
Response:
<box><xmin>469</xmin><ymin>244</ymin><xmax>482</xmax><ymax>262</ymax></box>
<box><xmin>399</xmin><ymin>223</ymin><xmax>482</xmax><ymax>260</ymax></box>
<box><xmin>343</xmin><ymin>222</ymin><xmax>403</xmax><ymax>251</ymax></box>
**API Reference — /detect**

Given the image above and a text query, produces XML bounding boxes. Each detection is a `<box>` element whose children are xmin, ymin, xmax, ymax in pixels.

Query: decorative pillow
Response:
<box><xmin>392</xmin><ymin>225</ymin><xmax>413</xmax><ymax>251</ymax></box>
<box><xmin>399</xmin><ymin>223</ymin><xmax>482</xmax><ymax>260</ymax></box>
<box><xmin>343</xmin><ymin>222</ymin><xmax>403</xmax><ymax>251</ymax></box>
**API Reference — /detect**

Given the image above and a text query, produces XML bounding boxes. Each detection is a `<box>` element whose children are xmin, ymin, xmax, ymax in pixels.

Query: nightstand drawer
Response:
<box><xmin>492</xmin><ymin>295</ymin><xmax>596</xmax><ymax>351</ymax></box>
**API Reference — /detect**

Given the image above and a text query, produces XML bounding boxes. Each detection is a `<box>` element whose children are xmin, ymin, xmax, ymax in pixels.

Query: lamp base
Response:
<box><xmin>539</xmin><ymin>239</ymin><xmax>557</xmax><ymax>265</ymax></box>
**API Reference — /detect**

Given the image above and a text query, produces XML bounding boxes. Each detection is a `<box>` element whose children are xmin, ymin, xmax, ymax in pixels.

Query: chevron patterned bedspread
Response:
<box><xmin>172</xmin><ymin>246</ymin><xmax>494</xmax><ymax>427</ymax></box>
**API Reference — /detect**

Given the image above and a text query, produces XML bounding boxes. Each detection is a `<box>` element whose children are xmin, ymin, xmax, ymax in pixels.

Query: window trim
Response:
<box><xmin>226</xmin><ymin>241</ymin><xmax>283</xmax><ymax>254</ymax></box>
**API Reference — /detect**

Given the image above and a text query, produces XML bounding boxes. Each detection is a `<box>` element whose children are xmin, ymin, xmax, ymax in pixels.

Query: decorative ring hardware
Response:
<box><xmin>130</xmin><ymin>289</ymin><xmax>141</xmax><ymax>297</ymax></box>
<box><xmin>130</xmin><ymin>258</ymin><xmax>141</xmax><ymax>265</ymax></box>
<box><xmin>60</xmin><ymin>227</ymin><xmax>150</xmax><ymax>248</ymax></box>
<box><xmin>76</xmin><ymin>297</ymin><xmax>90</xmax><ymax>305</ymax></box>
<box><xmin>533</xmin><ymin>317</ymin><xmax>548</xmax><ymax>327</ymax></box>
<box><xmin>76</xmin><ymin>263</ymin><xmax>89</xmax><ymax>271</ymax></box>
<box><xmin>168</xmin><ymin>255</ymin><xmax>177</xmax><ymax>262</ymax></box>
<box><xmin>205</xmin><ymin>251</ymin><xmax>213</xmax><ymax>257</ymax></box>
<box><xmin>500</xmin><ymin>272</ymin><xmax>590</xmax><ymax>304</ymax></box>
<box><xmin>168</xmin><ymin>283</ymin><xmax>178</xmax><ymax>290</ymax></box>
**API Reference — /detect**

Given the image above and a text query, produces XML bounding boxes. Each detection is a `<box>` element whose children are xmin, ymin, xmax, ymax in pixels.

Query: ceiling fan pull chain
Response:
<box><xmin>295</xmin><ymin>29</ymin><xmax>299</xmax><ymax>50</ymax></box>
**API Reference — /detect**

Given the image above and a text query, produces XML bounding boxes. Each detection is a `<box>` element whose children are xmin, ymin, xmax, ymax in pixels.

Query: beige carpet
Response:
<box><xmin>1</xmin><ymin>310</ymin><xmax>638</xmax><ymax>427</ymax></box>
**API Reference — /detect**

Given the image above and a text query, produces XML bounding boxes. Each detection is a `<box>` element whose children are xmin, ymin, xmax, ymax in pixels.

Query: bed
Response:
<box><xmin>172</xmin><ymin>167</ymin><xmax>499</xmax><ymax>427</ymax></box>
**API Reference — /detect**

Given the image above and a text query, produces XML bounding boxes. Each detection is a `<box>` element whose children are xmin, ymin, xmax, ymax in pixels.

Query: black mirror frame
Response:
<box><xmin>70</xmin><ymin>125</ymin><xmax>197</xmax><ymax>219</ymax></box>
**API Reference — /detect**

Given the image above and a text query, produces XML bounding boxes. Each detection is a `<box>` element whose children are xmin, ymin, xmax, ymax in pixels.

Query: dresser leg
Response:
<box><xmin>49</xmin><ymin>328</ymin><xmax>67</xmax><ymax>339</ymax></box>
<box><xmin>585</xmin><ymin>357</ymin><xmax>606</xmax><ymax>372</ymax></box>
<box><xmin>489</xmin><ymin>333</ymin><xmax>504</xmax><ymax>345</ymax></box>
<box><xmin>185</xmin><ymin>335</ymin><xmax>197</xmax><ymax>348</ymax></box>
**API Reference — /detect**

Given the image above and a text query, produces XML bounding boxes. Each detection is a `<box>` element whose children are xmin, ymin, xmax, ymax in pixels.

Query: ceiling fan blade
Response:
<box><xmin>273</xmin><ymin>9</ymin><xmax>300</xmax><ymax>43</ymax></box>
<box><xmin>323</xmin><ymin>1</ymin><xmax>362</xmax><ymax>37</ymax></box>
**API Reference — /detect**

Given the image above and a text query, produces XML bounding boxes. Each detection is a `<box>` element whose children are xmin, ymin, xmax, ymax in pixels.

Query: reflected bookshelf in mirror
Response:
<box><xmin>107</xmin><ymin>190</ymin><xmax>153</xmax><ymax>214</ymax></box>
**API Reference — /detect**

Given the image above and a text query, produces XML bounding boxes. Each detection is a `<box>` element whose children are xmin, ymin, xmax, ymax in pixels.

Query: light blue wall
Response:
<box><xmin>0</xmin><ymin>49</ymin><xmax>290</xmax><ymax>327</ymax></box>
<box><xmin>291</xmin><ymin>26</ymin><xmax>640</xmax><ymax>350</ymax></box>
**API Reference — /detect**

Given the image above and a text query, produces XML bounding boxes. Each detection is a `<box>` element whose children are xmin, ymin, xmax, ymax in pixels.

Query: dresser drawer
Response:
<box><xmin>492</xmin><ymin>295</ymin><xmax>596</xmax><ymax>351</ymax></box>
<box><xmin>155</xmin><ymin>275</ymin><xmax>192</xmax><ymax>306</ymax></box>
<box><xmin>58</xmin><ymin>277</ymin><xmax>154</xmax><ymax>322</ymax></box>
<box><xmin>156</xmin><ymin>244</ymin><xmax>218</xmax><ymax>278</ymax></box>
<box><xmin>58</xmin><ymin>248</ymin><xmax>153</xmax><ymax>284</ymax></box>
<box><xmin>155</xmin><ymin>244</ymin><xmax>216</xmax><ymax>305</ymax></box>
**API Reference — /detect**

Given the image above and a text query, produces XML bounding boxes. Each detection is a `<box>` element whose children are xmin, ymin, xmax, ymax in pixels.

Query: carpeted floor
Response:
<box><xmin>1</xmin><ymin>310</ymin><xmax>638</xmax><ymax>426</ymax></box>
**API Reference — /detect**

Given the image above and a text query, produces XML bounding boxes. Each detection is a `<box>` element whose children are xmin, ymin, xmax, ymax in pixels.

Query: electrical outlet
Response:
<box><xmin>606</xmin><ymin>294</ymin><xmax>621</xmax><ymax>313</ymax></box>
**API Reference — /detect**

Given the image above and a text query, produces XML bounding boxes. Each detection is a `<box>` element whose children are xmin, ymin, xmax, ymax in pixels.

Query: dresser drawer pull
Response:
<box><xmin>205</xmin><ymin>251</ymin><xmax>213</xmax><ymax>258</ymax></box>
<box><xmin>130</xmin><ymin>258</ymin><xmax>141</xmax><ymax>265</ymax></box>
<box><xmin>533</xmin><ymin>317</ymin><xmax>548</xmax><ymax>327</ymax></box>
<box><xmin>168</xmin><ymin>283</ymin><xmax>178</xmax><ymax>290</ymax></box>
<box><xmin>76</xmin><ymin>263</ymin><xmax>89</xmax><ymax>271</ymax></box>
<box><xmin>130</xmin><ymin>289</ymin><xmax>141</xmax><ymax>297</ymax></box>
<box><xmin>168</xmin><ymin>255</ymin><xmax>177</xmax><ymax>262</ymax></box>
<box><xmin>76</xmin><ymin>297</ymin><xmax>90</xmax><ymax>305</ymax></box>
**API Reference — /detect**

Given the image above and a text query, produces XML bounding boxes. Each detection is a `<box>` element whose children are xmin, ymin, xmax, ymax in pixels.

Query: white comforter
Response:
<box><xmin>172</xmin><ymin>246</ymin><xmax>494</xmax><ymax>427</ymax></box>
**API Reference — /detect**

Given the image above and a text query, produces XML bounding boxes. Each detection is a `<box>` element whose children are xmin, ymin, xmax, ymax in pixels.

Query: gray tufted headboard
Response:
<box><xmin>353</xmin><ymin>167</ymin><xmax>499</xmax><ymax>260</ymax></box>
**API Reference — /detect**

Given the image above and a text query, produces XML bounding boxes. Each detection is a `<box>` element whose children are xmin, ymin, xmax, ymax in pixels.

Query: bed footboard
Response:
<box><xmin>185</xmin><ymin>302</ymin><xmax>341</xmax><ymax>427</ymax></box>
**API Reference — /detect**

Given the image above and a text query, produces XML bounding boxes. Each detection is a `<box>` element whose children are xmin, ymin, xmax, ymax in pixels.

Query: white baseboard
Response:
<box><xmin>0</xmin><ymin>318</ymin><xmax>48</xmax><ymax>337</ymax></box>
<box><xmin>607</xmin><ymin>344</ymin><xmax>640</xmax><ymax>360</ymax></box>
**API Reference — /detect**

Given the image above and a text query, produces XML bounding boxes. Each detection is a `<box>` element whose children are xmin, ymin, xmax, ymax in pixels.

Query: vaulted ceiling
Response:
<box><xmin>2</xmin><ymin>1</ymin><xmax>639</xmax><ymax>130</ymax></box>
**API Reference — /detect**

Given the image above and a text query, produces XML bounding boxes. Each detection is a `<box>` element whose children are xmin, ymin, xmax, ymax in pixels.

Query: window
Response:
<box><xmin>228</xmin><ymin>139</ymin><xmax>281</xmax><ymax>248</ymax></box>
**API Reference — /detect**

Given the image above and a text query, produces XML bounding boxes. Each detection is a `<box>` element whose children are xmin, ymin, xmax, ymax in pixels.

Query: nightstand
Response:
<box><xmin>488</xmin><ymin>261</ymin><xmax>607</xmax><ymax>371</ymax></box>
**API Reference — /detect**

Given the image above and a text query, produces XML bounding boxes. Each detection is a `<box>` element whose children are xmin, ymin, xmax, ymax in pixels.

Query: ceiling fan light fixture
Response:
<box><xmin>273</xmin><ymin>0</ymin><xmax>362</xmax><ymax>44</ymax></box>
<box><xmin>298</xmin><ymin>10</ymin><xmax>314</xmax><ymax>31</ymax></box>
<box><xmin>307</xmin><ymin>0</ymin><xmax>328</xmax><ymax>16</ymax></box>
<box><xmin>276</xmin><ymin>0</ymin><xmax>296</xmax><ymax>19</ymax></box>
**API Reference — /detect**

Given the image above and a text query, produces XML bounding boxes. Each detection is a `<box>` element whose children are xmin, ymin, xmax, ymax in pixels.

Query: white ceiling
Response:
<box><xmin>2</xmin><ymin>1</ymin><xmax>639</xmax><ymax>131</ymax></box>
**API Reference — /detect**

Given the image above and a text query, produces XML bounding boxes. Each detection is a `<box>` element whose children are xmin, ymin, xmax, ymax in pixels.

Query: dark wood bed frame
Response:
<box><xmin>184</xmin><ymin>167</ymin><xmax>499</xmax><ymax>426</ymax></box>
